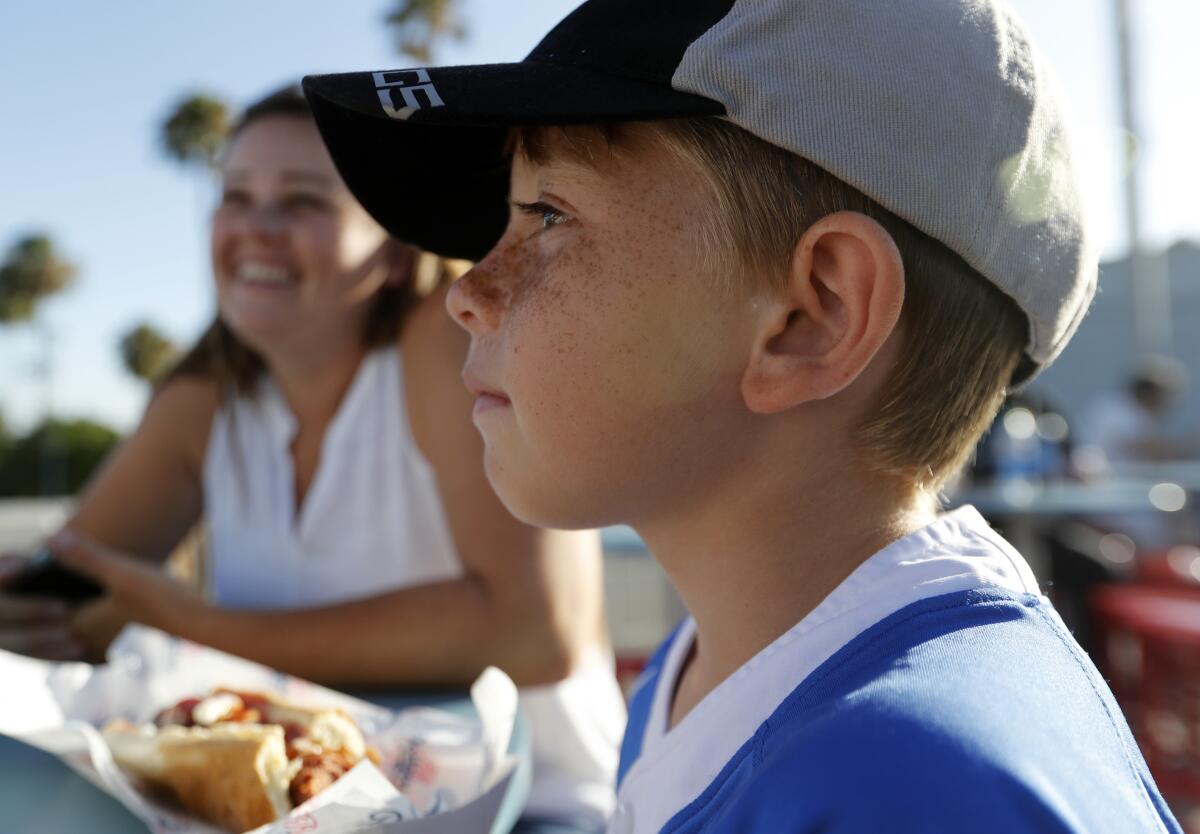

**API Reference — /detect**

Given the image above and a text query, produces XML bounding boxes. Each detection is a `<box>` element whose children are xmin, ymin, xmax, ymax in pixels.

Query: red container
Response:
<box><xmin>615</xmin><ymin>655</ymin><xmax>649</xmax><ymax>699</ymax></box>
<box><xmin>1136</xmin><ymin>547</ymin><xmax>1200</xmax><ymax>590</ymax></box>
<box><xmin>1090</xmin><ymin>584</ymin><xmax>1200</xmax><ymax>802</ymax></box>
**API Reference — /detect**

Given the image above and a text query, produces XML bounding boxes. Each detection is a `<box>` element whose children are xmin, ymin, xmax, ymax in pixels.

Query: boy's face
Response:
<box><xmin>446</xmin><ymin>127</ymin><xmax>760</xmax><ymax>530</ymax></box>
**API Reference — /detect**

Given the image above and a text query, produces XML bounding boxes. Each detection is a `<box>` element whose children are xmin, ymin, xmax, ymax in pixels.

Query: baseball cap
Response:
<box><xmin>303</xmin><ymin>0</ymin><xmax>1097</xmax><ymax>379</ymax></box>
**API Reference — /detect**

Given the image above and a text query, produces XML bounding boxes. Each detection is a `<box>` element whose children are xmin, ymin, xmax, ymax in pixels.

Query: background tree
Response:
<box><xmin>0</xmin><ymin>411</ymin><xmax>11</xmax><ymax>467</ymax></box>
<box><xmin>161</xmin><ymin>94</ymin><xmax>230</xmax><ymax>170</ymax></box>
<box><xmin>119</xmin><ymin>322</ymin><xmax>178</xmax><ymax>385</ymax></box>
<box><xmin>384</xmin><ymin>0</ymin><xmax>466</xmax><ymax>62</ymax></box>
<box><xmin>0</xmin><ymin>418</ymin><xmax>120</xmax><ymax>497</ymax></box>
<box><xmin>0</xmin><ymin>234</ymin><xmax>76</xmax><ymax>323</ymax></box>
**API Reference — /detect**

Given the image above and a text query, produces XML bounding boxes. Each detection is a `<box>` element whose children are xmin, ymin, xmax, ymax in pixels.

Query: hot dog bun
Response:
<box><xmin>103</xmin><ymin>721</ymin><xmax>292</xmax><ymax>832</ymax></box>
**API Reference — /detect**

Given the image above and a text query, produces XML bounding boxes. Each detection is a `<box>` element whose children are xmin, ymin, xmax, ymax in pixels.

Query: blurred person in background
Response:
<box><xmin>1074</xmin><ymin>355</ymin><xmax>1200</xmax><ymax>554</ymax></box>
<box><xmin>0</xmin><ymin>86</ymin><xmax>624</xmax><ymax>832</ymax></box>
<box><xmin>1074</xmin><ymin>354</ymin><xmax>1198</xmax><ymax>476</ymax></box>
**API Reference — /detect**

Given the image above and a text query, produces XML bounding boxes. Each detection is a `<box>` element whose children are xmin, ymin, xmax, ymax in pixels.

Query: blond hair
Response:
<box><xmin>513</xmin><ymin>119</ymin><xmax>1028</xmax><ymax>492</ymax></box>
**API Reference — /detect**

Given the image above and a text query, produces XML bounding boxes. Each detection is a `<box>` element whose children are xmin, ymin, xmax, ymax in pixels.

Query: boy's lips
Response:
<box><xmin>462</xmin><ymin>369</ymin><xmax>511</xmax><ymax>413</ymax></box>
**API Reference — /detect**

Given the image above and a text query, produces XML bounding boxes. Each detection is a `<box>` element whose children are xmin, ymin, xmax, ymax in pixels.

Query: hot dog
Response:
<box><xmin>103</xmin><ymin>688</ymin><xmax>374</xmax><ymax>832</ymax></box>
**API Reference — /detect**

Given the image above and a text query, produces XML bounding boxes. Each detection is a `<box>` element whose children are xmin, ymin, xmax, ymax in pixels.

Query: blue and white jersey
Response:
<box><xmin>613</xmin><ymin>507</ymin><xmax>1180</xmax><ymax>834</ymax></box>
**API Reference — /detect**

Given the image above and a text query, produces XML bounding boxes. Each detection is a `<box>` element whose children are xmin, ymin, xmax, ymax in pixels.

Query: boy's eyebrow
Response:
<box><xmin>524</xmin><ymin>155</ymin><xmax>610</xmax><ymax>184</ymax></box>
<box><xmin>512</xmin><ymin>155</ymin><xmax>606</xmax><ymax>198</ymax></box>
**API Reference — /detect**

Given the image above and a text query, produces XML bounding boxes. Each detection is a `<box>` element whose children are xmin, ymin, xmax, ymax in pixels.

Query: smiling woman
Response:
<box><xmin>170</xmin><ymin>88</ymin><xmax>428</xmax><ymax>394</ymax></box>
<box><xmin>0</xmin><ymin>86</ymin><xmax>626</xmax><ymax>833</ymax></box>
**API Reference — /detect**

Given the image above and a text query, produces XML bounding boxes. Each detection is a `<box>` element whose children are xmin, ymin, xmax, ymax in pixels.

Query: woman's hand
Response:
<box><xmin>49</xmin><ymin>531</ymin><xmax>209</xmax><ymax>659</ymax></box>
<box><xmin>0</xmin><ymin>554</ymin><xmax>86</xmax><ymax>661</ymax></box>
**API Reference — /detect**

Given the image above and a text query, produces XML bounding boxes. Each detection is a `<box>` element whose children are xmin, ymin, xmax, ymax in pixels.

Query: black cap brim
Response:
<box><xmin>303</xmin><ymin>61</ymin><xmax>723</xmax><ymax>261</ymax></box>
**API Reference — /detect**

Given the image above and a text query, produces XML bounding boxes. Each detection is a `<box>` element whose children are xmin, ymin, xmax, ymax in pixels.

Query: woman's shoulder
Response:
<box><xmin>398</xmin><ymin>283</ymin><xmax>470</xmax><ymax>388</ymax></box>
<box><xmin>150</xmin><ymin>374</ymin><xmax>223</xmax><ymax>416</ymax></box>
<box><xmin>140</xmin><ymin>375</ymin><xmax>223</xmax><ymax>465</ymax></box>
<box><xmin>396</xmin><ymin>283</ymin><xmax>474</xmax><ymax>467</ymax></box>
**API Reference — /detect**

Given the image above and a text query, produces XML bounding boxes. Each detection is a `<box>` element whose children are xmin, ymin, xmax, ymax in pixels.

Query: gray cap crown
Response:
<box><xmin>674</xmin><ymin>0</ymin><xmax>1097</xmax><ymax>373</ymax></box>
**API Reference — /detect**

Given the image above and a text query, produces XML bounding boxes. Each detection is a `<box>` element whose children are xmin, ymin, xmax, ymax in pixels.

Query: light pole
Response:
<box><xmin>1115</xmin><ymin>0</ymin><xmax>1171</xmax><ymax>354</ymax></box>
<box><xmin>36</xmin><ymin>319</ymin><xmax>66</xmax><ymax>496</ymax></box>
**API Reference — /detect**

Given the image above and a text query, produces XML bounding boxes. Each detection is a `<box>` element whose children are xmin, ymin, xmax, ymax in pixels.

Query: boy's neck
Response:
<box><xmin>636</xmin><ymin>460</ymin><xmax>935</xmax><ymax>729</ymax></box>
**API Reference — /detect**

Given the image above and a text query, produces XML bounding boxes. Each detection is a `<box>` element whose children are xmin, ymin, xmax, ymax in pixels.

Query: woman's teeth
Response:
<box><xmin>237</xmin><ymin>262</ymin><xmax>294</xmax><ymax>285</ymax></box>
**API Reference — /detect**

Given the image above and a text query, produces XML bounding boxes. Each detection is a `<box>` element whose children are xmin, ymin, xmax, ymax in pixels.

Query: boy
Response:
<box><xmin>302</xmin><ymin>1</ymin><xmax>1181</xmax><ymax>831</ymax></box>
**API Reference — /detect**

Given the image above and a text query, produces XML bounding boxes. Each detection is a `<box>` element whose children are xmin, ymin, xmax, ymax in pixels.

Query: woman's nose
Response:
<box><xmin>244</xmin><ymin>204</ymin><xmax>288</xmax><ymax>238</ymax></box>
<box><xmin>446</xmin><ymin>262</ymin><xmax>506</xmax><ymax>336</ymax></box>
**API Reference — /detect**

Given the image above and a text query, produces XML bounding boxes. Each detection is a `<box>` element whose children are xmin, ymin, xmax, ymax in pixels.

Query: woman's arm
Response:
<box><xmin>58</xmin><ymin>288</ymin><xmax>608</xmax><ymax>688</ymax></box>
<box><xmin>1</xmin><ymin>377</ymin><xmax>215</xmax><ymax>660</ymax></box>
<box><xmin>58</xmin><ymin>525</ymin><xmax>599</xmax><ymax>687</ymax></box>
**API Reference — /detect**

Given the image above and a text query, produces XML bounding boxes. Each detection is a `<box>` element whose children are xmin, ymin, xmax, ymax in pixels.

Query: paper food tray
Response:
<box><xmin>0</xmin><ymin>624</ymin><xmax>525</xmax><ymax>833</ymax></box>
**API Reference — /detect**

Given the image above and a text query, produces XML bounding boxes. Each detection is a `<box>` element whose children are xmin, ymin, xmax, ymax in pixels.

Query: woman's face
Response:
<box><xmin>211</xmin><ymin>114</ymin><xmax>395</xmax><ymax>357</ymax></box>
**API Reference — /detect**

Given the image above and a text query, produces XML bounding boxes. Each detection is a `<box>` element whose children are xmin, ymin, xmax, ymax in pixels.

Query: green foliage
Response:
<box><xmin>0</xmin><ymin>234</ymin><xmax>76</xmax><ymax>323</ymax></box>
<box><xmin>0</xmin><ymin>418</ymin><xmax>121</xmax><ymax>497</ymax></box>
<box><xmin>384</xmin><ymin>0</ymin><xmax>465</xmax><ymax>62</ymax></box>
<box><xmin>119</xmin><ymin>322</ymin><xmax>178</xmax><ymax>384</ymax></box>
<box><xmin>0</xmin><ymin>412</ymin><xmax>11</xmax><ymax>460</ymax></box>
<box><xmin>161</xmin><ymin>94</ymin><xmax>230</xmax><ymax>169</ymax></box>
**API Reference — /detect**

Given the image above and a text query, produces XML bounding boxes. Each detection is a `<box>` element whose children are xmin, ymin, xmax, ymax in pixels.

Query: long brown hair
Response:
<box><xmin>166</xmin><ymin>85</ymin><xmax>460</xmax><ymax>394</ymax></box>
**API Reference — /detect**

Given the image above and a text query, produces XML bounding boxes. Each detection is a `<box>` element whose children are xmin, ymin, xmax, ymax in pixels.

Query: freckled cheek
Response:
<box><xmin>507</xmin><ymin>319</ymin><xmax>657</xmax><ymax>477</ymax></box>
<box><xmin>507</xmin><ymin>307</ymin><xmax>594</xmax><ymax>407</ymax></box>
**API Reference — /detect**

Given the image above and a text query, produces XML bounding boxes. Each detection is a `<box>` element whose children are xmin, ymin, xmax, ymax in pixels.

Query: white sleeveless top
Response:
<box><xmin>204</xmin><ymin>347</ymin><xmax>624</xmax><ymax>827</ymax></box>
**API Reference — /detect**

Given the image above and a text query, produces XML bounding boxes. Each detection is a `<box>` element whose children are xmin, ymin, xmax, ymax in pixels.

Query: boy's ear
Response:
<box><xmin>741</xmin><ymin>211</ymin><xmax>905</xmax><ymax>414</ymax></box>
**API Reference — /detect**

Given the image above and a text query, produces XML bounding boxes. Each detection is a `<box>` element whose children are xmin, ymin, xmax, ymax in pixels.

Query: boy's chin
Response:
<box><xmin>491</xmin><ymin>478</ymin><xmax>614</xmax><ymax>532</ymax></box>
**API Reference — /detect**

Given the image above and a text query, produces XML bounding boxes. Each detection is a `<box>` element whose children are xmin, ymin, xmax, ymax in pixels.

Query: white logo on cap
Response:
<box><xmin>374</xmin><ymin>69</ymin><xmax>445</xmax><ymax>120</ymax></box>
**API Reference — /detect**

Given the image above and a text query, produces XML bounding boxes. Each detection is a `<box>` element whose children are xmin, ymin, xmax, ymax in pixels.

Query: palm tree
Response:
<box><xmin>161</xmin><ymin>94</ymin><xmax>230</xmax><ymax>171</ymax></box>
<box><xmin>384</xmin><ymin>0</ymin><xmax>466</xmax><ymax>62</ymax></box>
<box><xmin>119</xmin><ymin>322</ymin><xmax>178</xmax><ymax>385</ymax></box>
<box><xmin>0</xmin><ymin>234</ymin><xmax>76</xmax><ymax>323</ymax></box>
<box><xmin>0</xmin><ymin>234</ymin><xmax>77</xmax><ymax>494</ymax></box>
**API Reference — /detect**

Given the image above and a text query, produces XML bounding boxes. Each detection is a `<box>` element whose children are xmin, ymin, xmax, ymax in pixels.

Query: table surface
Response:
<box><xmin>951</xmin><ymin>477</ymin><xmax>1192</xmax><ymax>517</ymax></box>
<box><xmin>1109</xmin><ymin>461</ymin><xmax>1200</xmax><ymax>490</ymax></box>
<box><xmin>0</xmin><ymin>689</ymin><xmax>536</xmax><ymax>834</ymax></box>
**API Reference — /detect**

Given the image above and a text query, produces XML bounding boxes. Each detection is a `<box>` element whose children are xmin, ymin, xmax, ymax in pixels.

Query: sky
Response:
<box><xmin>1</xmin><ymin>0</ymin><xmax>1197</xmax><ymax>434</ymax></box>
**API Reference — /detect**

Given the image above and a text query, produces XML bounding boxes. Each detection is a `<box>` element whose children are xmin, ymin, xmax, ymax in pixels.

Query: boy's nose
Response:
<box><xmin>446</xmin><ymin>265</ymin><xmax>504</xmax><ymax>335</ymax></box>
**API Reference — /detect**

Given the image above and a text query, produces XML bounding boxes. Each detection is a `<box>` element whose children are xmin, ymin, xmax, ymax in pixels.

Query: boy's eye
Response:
<box><xmin>514</xmin><ymin>200</ymin><xmax>568</xmax><ymax>233</ymax></box>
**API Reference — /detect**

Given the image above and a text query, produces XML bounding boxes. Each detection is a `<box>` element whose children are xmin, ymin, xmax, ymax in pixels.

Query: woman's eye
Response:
<box><xmin>281</xmin><ymin>194</ymin><xmax>329</xmax><ymax>212</ymax></box>
<box><xmin>219</xmin><ymin>189</ymin><xmax>250</xmax><ymax>208</ymax></box>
